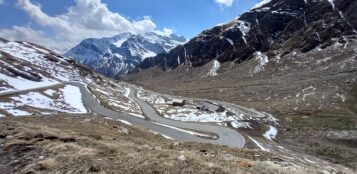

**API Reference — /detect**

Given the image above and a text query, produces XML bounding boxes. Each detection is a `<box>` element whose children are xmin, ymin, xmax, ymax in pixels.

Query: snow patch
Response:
<box><xmin>226</xmin><ymin>38</ymin><xmax>234</xmax><ymax>46</ymax></box>
<box><xmin>248</xmin><ymin>136</ymin><xmax>268</xmax><ymax>151</ymax></box>
<box><xmin>304</xmin><ymin>157</ymin><xmax>316</xmax><ymax>164</ymax></box>
<box><xmin>124</xmin><ymin>87</ymin><xmax>130</xmax><ymax>97</ymax></box>
<box><xmin>227</xmin><ymin>21</ymin><xmax>251</xmax><ymax>44</ymax></box>
<box><xmin>150</xmin><ymin>130</ymin><xmax>174</xmax><ymax>140</ymax></box>
<box><xmin>0</xmin><ymin>102</ymin><xmax>32</xmax><ymax>116</ymax></box>
<box><xmin>164</xmin><ymin>109</ymin><xmax>237</xmax><ymax>123</ymax></box>
<box><xmin>207</xmin><ymin>60</ymin><xmax>221</xmax><ymax>76</ymax></box>
<box><xmin>0</xmin><ymin>74</ymin><xmax>59</xmax><ymax>93</ymax></box>
<box><xmin>231</xmin><ymin>121</ymin><xmax>251</xmax><ymax>129</ymax></box>
<box><xmin>161</xmin><ymin>134</ymin><xmax>174</xmax><ymax>140</ymax></box>
<box><xmin>61</xmin><ymin>85</ymin><xmax>87</xmax><ymax>113</ymax></box>
<box><xmin>301</xmin><ymin>86</ymin><xmax>316</xmax><ymax>101</ymax></box>
<box><xmin>8</xmin><ymin>86</ymin><xmax>86</xmax><ymax>114</ymax></box>
<box><xmin>254</xmin><ymin>51</ymin><xmax>269</xmax><ymax>73</ymax></box>
<box><xmin>44</xmin><ymin>89</ymin><xmax>56</xmax><ymax>96</ymax></box>
<box><xmin>117</xmin><ymin>119</ymin><xmax>132</xmax><ymax>125</ymax></box>
<box><xmin>336</xmin><ymin>93</ymin><xmax>346</xmax><ymax>103</ymax></box>
<box><xmin>11</xmin><ymin>93</ymin><xmax>55</xmax><ymax>111</ymax></box>
<box><xmin>263</xmin><ymin>125</ymin><xmax>278</xmax><ymax>140</ymax></box>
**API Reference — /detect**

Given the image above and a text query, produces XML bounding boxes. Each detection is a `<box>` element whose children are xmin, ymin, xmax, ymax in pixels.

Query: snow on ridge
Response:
<box><xmin>271</xmin><ymin>10</ymin><xmax>299</xmax><ymax>17</ymax></box>
<box><xmin>128</xmin><ymin>43</ymin><xmax>157</xmax><ymax>59</ymax></box>
<box><xmin>22</xmin><ymin>42</ymin><xmax>50</xmax><ymax>54</ymax></box>
<box><xmin>250</xmin><ymin>0</ymin><xmax>273</xmax><ymax>10</ymax></box>
<box><xmin>226</xmin><ymin>21</ymin><xmax>251</xmax><ymax>44</ymax></box>
<box><xmin>113</xmin><ymin>38</ymin><xmax>129</xmax><ymax>48</ymax></box>
<box><xmin>327</xmin><ymin>0</ymin><xmax>335</xmax><ymax>9</ymax></box>
<box><xmin>238</xmin><ymin>21</ymin><xmax>251</xmax><ymax>44</ymax></box>
<box><xmin>207</xmin><ymin>60</ymin><xmax>221</xmax><ymax>76</ymax></box>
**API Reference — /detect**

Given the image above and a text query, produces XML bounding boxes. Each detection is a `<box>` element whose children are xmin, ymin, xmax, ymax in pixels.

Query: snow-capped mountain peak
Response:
<box><xmin>64</xmin><ymin>32</ymin><xmax>186</xmax><ymax>77</ymax></box>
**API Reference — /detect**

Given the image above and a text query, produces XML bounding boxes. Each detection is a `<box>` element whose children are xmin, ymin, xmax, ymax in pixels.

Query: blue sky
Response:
<box><xmin>0</xmin><ymin>0</ymin><xmax>260</xmax><ymax>51</ymax></box>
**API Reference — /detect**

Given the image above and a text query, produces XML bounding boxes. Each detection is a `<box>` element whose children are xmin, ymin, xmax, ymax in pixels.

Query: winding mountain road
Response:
<box><xmin>129</xmin><ymin>88</ymin><xmax>245</xmax><ymax>147</ymax></box>
<box><xmin>142</xmin><ymin>89</ymin><xmax>266</xmax><ymax>118</ymax></box>
<box><xmin>69</xmin><ymin>82</ymin><xmax>245</xmax><ymax>148</ymax></box>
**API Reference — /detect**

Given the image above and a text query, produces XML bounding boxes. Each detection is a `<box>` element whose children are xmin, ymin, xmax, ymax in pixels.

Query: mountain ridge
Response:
<box><xmin>64</xmin><ymin>32</ymin><xmax>186</xmax><ymax>77</ymax></box>
<box><xmin>131</xmin><ymin>0</ymin><xmax>356</xmax><ymax>72</ymax></box>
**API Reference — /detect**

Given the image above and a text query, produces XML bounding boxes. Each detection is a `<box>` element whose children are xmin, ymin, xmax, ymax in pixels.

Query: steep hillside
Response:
<box><xmin>133</xmin><ymin>0</ymin><xmax>356</xmax><ymax>70</ymax></box>
<box><xmin>0</xmin><ymin>38</ymin><xmax>141</xmax><ymax>117</ymax></box>
<box><xmin>65</xmin><ymin>32</ymin><xmax>186</xmax><ymax>77</ymax></box>
<box><xmin>125</xmin><ymin>0</ymin><xmax>357</xmax><ymax>167</ymax></box>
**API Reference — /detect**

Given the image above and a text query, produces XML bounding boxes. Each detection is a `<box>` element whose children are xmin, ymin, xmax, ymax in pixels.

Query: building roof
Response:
<box><xmin>198</xmin><ymin>101</ymin><xmax>221</xmax><ymax>111</ymax></box>
<box><xmin>172</xmin><ymin>99</ymin><xmax>185</xmax><ymax>103</ymax></box>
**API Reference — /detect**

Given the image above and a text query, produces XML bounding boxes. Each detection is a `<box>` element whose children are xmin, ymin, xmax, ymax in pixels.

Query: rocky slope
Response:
<box><xmin>125</xmin><ymin>0</ymin><xmax>357</xmax><ymax>168</ymax></box>
<box><xmin>65</xmin><ymin>32</ymin><xmax>186</xmax><ymax>77</ymax></box>
<box><xmin>133</xmin><ymin>0</ymin><xmax>356</xmax><ymax>70</ymax></box>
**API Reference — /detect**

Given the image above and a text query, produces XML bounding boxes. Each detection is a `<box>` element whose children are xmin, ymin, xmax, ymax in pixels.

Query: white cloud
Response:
<box><xmin>0</xmin><ymin>0</ymin><xmax>168</xmax><ymax>52</ymax></box>
<box><xmin>0</xmin><ymin>0</ymin><xmax>4</xmax><ymax>5</ymax></box>
<box><xmin>215</xmin><ymin>0</ymin><xmax>234</xmax><ymax>7</ymax></box>
<box><xmin>154</xmin><ymin>27</ymin><xmax>174</xmax><ymax>37</ymax></box>
<box><xmin>0</xmin><ymin>26</ymin><xmax>73</xmax><ymax>52</ymax></box>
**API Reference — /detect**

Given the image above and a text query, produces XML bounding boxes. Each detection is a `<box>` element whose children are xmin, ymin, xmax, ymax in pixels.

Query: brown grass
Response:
<box><xmin>0</xmin><ymin>114</ymin><xmax>327</xmax><ymax>174</ymax></box>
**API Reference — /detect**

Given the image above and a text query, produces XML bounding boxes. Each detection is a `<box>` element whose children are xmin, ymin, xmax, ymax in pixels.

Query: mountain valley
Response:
<box><xmin>125</xmin><ymin>0</ymin><xmax>357</xmax><ymax>168</ymax></box>
<box><xmin>0</xmin><ymin>0</ymin><xmax>356</xmax><ymax>173</ymax></box>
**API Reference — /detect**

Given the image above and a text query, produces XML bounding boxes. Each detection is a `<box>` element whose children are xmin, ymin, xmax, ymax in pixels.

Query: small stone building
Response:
<box><xmin>169</xmin><ymin>99</ymin><xmax>186</xmax><ymax>107</ymax></box>
<box><xmin>197</xmin><ymin>101</ymin><xmax>225</xmax><ymax>112</ymax></box>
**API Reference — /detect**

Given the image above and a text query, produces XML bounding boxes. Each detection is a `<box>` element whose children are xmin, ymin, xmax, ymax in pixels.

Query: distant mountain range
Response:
<box><xmin>64</xmin><ymin>32</ymin><xmax>186</xmax><ymax>77</ymax></box>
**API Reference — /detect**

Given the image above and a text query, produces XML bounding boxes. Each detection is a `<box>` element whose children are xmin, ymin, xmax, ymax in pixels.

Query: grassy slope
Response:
<box><xmin>0</xmin><ymin>115</ymin><xmax>325</xmax><ymax>174</ymax></box>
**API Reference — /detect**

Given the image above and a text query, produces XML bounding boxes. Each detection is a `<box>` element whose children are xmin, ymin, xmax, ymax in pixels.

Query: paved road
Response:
<box><xmin>68</xmin><ymin>82</ymin><xmax>245</xmax><ymax>148</ymax></box>
<box><xmin>129</xmin><ymin>88</ymin><xmax>245</xmax><ymax>147</ymax></box>
<box><xmin>140</xmin><ymin>89</ymin><xmax>266</xmax><ymax>118</ymax></box>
